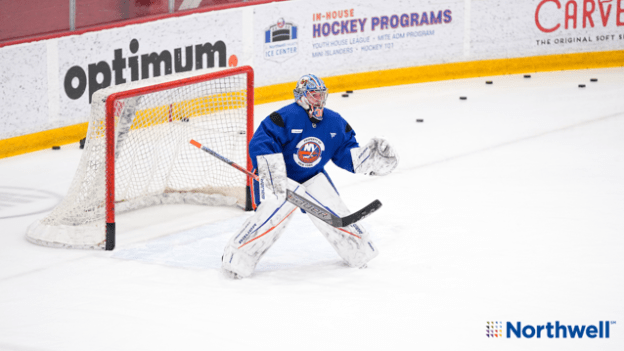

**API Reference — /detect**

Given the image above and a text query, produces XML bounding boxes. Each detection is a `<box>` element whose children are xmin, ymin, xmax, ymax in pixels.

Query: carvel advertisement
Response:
<box><xmin>470</xmin><ymin>0</ymin><xmax>624</xmax><ymax>59</ymax></box>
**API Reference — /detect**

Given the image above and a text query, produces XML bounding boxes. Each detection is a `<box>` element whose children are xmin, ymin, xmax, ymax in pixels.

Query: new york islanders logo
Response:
<box><xmin>294</xmin><ymin>137</ymin><xmax>325</xmax><ymax>168</ymax></box>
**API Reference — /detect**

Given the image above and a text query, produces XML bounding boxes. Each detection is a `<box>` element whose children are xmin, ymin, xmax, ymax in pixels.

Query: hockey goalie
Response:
<box><xmin>221</xmin><ymin>74</ymin><xmax>399</xmax><ymax>278</ymax></box>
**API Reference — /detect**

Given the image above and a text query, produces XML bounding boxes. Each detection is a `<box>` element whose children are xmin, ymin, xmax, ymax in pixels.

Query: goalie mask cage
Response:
<box><xmin>27</xmin><ymin>66</ymin><xmax>254</xmax><ymax>250</ymax></box>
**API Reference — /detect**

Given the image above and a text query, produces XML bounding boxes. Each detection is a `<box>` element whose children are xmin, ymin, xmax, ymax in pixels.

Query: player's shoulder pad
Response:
<box><xmin>269</xmin><ymin>112</ymin><xmax>285</xmax><ymax>128</ymax></box>
<box><xmin>323</xmin><ymin>107</ymin><xmax>353</xmax><ymax>134</ymax></box>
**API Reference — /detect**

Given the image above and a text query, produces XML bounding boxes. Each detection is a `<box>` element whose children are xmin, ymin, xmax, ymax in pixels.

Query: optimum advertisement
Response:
<box><xmin>56</xmin><ymin>10</ymin><xmax>245</xmax><ymax>128</ymax></box>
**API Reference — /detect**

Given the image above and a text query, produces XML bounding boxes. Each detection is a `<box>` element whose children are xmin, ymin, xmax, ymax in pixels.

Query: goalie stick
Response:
<box><xmin>189</xmin><ymin>139</ymin><xmax>257</xmax><ymax>180</ymax></box>
<box><xmin>189</xmin><ymin>139</ymin><xmax>382</xmax><ymax>227</ymax></box>
<box><xmin>285</xmin><ymin>189</ymin><xmax>381</xmax><ymax>227</ymax></box>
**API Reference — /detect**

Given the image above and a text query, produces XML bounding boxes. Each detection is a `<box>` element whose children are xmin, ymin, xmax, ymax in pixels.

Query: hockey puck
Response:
<box><xmin>460</xmin><ymin>96</ymin><xmax>467</xmax><ymax>100</ymax></box>
<box><xmin>79</xmin><ymin>138</ymin><xmax>86</xmax><ymax>149</ymax></box>
<box><xmin>52</xmin><ymin>146</ymin><xmax>60</xmax><ymax>150</ymax></box>
<box><xmin>524</xmin><ymin>74</ymin><xmax>531</xmax><ymax>78</ymax></box>
<box><xmin>486</xmin><ymin>81</ymin><xmax>493</xmax><ymax>84</ymax></box>
<box><xmin>590</xmin><ymin>78</ymin><xmax>598</xmax><ymax>82</ymax></box>
<box><xmin>578</xmin><ymin>84</ymin><xmax>586</xmax><ymax>88</ymax></box>
<box><xmin>346</xmin><ymin>90</ymin><xmax>354</xmax><ymax>94</ymax></box>
<box><xmin>416</xmin><ymin>119</ymin><xmax>424</xmax><ymax>123</ymax></box>
<box><xmin>342</xmin><ymin>94</ymin><xmax>349</xmax><ymax>97</ymax></box>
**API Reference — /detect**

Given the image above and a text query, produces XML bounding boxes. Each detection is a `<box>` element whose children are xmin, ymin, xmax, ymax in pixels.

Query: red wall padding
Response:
<box><xmin>0</xmin><ymin>0</ymin><xmax>278</xmax><ymax>44</ymax></box>
<box><xmin>0</xmin><ymin>0</ymin><xmax>69</xmax><ymax>42</ymax></box>
<box><xmin>76</xmin><ymin>0</ymin><xmax>178</xmax><ymax>29</ymax></box>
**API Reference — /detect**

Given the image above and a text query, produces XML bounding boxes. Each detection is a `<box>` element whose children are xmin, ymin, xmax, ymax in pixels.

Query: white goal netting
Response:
<box><xmin>27</xmin><ymin>67</ymin><xmax>253</xmax><ymax>249</ymax></box>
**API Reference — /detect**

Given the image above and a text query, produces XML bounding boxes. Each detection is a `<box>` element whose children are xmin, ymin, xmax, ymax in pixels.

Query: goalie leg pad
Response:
<box><xmin>222</xmin><ymin>181</ymin><xmax>303</xmax><ymax>278</ymax></box>
<box><xmin>302</xmin><ymin>173</ymin><xmax>379</xmax><ymax>268</ymax></box>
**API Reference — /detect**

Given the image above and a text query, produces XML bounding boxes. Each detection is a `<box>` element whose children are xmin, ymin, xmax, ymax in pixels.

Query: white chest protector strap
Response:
<box><xmin>351</xmin><ymin>137</ymin><xmax>399</xmax><ymax>176</ymax></box>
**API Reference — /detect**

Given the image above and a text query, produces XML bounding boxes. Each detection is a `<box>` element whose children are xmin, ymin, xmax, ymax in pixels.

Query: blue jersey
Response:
<box><xmin>250</xmin><ymin>102</ymin><xmax>359</xmax><ymax>185</ymax></box>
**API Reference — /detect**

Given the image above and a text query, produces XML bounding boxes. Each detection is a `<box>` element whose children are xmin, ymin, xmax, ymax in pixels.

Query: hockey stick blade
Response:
<box><xmin>340</xmin><ymin>199</ymin><xmax>383</xmax><ymax>227</ymax></box>
<box><xmin>286</xmin><ymin>190</ymin><xmax>382</xmax><ymax>228</ymax></box>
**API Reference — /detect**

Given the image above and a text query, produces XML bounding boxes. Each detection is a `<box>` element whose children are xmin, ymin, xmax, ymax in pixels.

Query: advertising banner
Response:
<box><xmin>252</xmin><ymin>0</ymin><xmax>465</xmax><ymax>86</ymax></box>
<box><xmin>2</xmin><ymin>0</ymin><xmax>623</xmax><ymax>141</ymax></box>
<box><xmin>0</xmin><ymin>42</ymin><xmax>49</xmax><ymax>139</ymax></box>
<box><xmin>56</xmin><ymin>10</ymin><xmax>246</xmax><ymax>129</ymax></box>
<box><xmin>470</xmin><ymin>0</ymin><xmax>624</xmax><ymax>59</ymax></box>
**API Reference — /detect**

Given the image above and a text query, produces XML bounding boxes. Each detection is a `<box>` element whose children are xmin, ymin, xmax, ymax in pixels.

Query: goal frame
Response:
<box><xmin>103</xmin><ymin>66</ymin><xmax>254</xmax><ymax>250</ymax></box>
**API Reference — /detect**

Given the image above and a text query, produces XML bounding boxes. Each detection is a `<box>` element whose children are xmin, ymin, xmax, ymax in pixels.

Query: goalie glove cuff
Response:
<box><xmin>351</xmin><ymin>137</ymin><xmax>399</xmax><ymax>176</ymax></box>
<box><xmin>257</xmin><ymin>153</ymin><xmax>287</xmax><ymax>202</ymax></box>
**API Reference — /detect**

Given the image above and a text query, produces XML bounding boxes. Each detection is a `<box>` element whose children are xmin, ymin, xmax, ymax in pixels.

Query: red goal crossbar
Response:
<box><xmin>103</xmin><ymin>66</ymin><xmax>254</xmax><ymax>250</ymax></box>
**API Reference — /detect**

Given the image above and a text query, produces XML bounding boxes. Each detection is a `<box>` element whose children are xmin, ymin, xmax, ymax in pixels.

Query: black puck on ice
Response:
<box><xmin>486</xmin><ymin>81</ymin><xmax>493</xmax><ymax>84</ymax></box>
<box><xmin>579</xmin><ymin>84</ymin><xmax>586</xmax><ymax>88</ymax></box>
<box><xmin>524</xmin><ymin>74</ymin><xmax>531</xmax><ymax>78</ymax></box>
<box><xmin>52</xmin><ymin>146</ymin><xmax>60</xmax><ymax>150</ymax></box>
<box><xmin>416</xmin><ymin>119</ymin><xmax>424</xmax><ymax>122</ymax></box>
<box><xmin>346</xmin><ymin>90</ymin><xmax>354</xmax><ymax>94</ymax></box>
<box><xmin>460</xmin><ymin>96</ymin><xmax>467</xmax><ymax>100</ymax></box>
<box><xmin>342</xmin><ymin>94</ymin><xmax>349</xmax><ymax>97</ymax></box>
<box><xmin>79</xmin><ymin>138</ymin><xmax>86</xmax><ymax>149</ymax></box>
<box><xmin>590</xmin><ymin>78</ymin><xmax>598</xmax><ymax>82</ymax></box>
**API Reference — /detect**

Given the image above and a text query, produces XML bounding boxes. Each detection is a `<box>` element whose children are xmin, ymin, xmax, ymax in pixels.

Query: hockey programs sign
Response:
<box><xmin>252</xmin><ymin>0</ymin><xmax>464</xmax><ymax>87</ymax></box>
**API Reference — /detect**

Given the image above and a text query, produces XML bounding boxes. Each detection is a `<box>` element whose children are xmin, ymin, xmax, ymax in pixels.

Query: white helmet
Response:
<box><xmin>293</xmin><ymin>74</ymin><xmax>328</xmax><ymax>121</ymax></box>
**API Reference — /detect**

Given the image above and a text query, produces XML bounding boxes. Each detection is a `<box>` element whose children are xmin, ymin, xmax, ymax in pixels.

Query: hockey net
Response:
<box><xmin>27</xmin><ymin>66</ymin><xmax>254</xmax><ymax>250</ymax></box>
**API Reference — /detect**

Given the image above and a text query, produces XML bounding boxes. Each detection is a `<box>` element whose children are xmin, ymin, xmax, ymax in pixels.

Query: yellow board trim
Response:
<box><xmin>132</xmin><ymin>91</ymin><xmax>247</xmax><ymax>130</ymax></box>
<box><xmin>0</xmin><ymin>123</ymin><xmax>89</xmax><ymax>159</ymax></box>
<box><xmin>3</xmin><ymin>49</ymin><xmax>623</xmax><ymax>159</ymax></box>
<box><xmin>255</xmin><ymin>49</ymin><xmax>624</xmax><ymax>104</ymax></box>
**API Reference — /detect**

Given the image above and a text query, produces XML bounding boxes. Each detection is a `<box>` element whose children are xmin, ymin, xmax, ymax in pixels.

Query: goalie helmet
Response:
<box><xmin>294</xmin><ymin>74</ymin><xmax>328</xmax><ymax>121</ymax></box>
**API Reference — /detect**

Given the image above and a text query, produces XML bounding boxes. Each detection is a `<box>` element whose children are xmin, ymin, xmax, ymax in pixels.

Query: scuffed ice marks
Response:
<box><xmin>112</xmin><ymin>211</ymin><xmax>355</xmax><ymax>272</ymax></box>
<box><xmin>112</xmin><ymin>215</ymin><xmax>247</xmax><ymax>269</ymax></box>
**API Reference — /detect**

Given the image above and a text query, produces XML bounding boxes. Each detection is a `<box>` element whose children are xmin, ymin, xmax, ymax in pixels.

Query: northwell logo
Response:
<box><xmin>486</xmin><ymin>321</ymin><xmax>503</xmax><ymax>338</ymax></box>
<box><xmin>489</xmin><ymin>321</ymin><xmax>615</xmax><ymax>339</ymax></box>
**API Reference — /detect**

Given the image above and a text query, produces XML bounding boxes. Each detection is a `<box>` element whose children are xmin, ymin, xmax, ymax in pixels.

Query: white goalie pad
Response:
<box><xmin>351</xmin><ymin>137</ymin><xmax>399</xmax><ymax>176</ymax></box>
<box><xmin>257</xmin><ymin>153</ymin><xmax>287</xmax><ymax>202</ymax></box>
<box><xmin>302</xmin><ymin>173</ymin><xmax>379</xmax><ymax>268</ymax></box>
<box><xmin>222</xmin><ymin>174</ymin><xmax>380</xmax><ymax>278</ymax></box>
<box><xmin>222</xmin><ymin>179</ymin><xmax>303</xmax><ymax>278</ymax></box>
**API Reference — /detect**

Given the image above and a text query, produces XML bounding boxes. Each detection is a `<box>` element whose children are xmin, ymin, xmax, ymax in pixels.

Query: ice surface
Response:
<box><xmin>1</xmin><ymin>68</ymin><xmax>623</xmax><ymax>350</ymax></box>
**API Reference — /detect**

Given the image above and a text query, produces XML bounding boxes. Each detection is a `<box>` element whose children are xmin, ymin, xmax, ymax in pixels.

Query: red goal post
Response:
<box><xmin>27</xmin><ymin>66</ymin><xmax>255</xmax><ymax>251</ymax></box>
